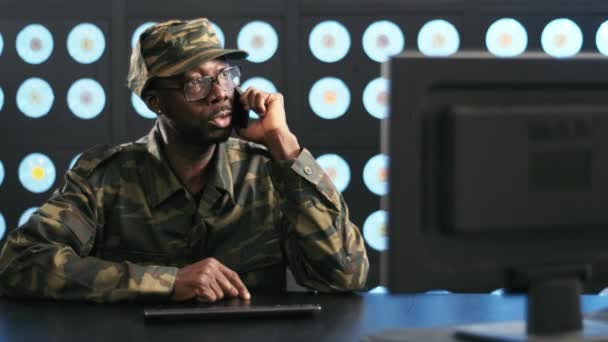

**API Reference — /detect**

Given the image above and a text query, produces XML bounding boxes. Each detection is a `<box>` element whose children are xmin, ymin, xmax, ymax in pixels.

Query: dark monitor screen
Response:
<box><xmin>444</xmin><ymin>103</ymin><xmax>605</xmax><ymax>234</ymax></box>
<box><xmin>385</xmin><ymin>52</ymin><xmax>608</xmax><ymax>293</ymax></box>
<box><xmin>382</xmin><ymin>52</ymin><xmax>608</xmax><ymax>338</ymax></box>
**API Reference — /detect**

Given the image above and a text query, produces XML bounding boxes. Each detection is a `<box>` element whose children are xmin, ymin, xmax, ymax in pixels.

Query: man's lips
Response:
<box><xmin>208</xmin><ymin>110</ymin><xmax>232</xmax><ymax>128</ymax></box>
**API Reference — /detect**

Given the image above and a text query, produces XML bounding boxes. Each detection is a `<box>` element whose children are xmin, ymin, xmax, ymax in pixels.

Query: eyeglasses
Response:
<box><xmin>154</xmin><ymin>66</ymin><xmax>241</xmax><ymax>102</ymax></box>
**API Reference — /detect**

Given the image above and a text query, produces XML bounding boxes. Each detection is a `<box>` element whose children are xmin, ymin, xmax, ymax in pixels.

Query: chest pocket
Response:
<box><xmin>101</xmin><ymin>195</ymin><xmax>197</xmax><ymax>267</ymax></box>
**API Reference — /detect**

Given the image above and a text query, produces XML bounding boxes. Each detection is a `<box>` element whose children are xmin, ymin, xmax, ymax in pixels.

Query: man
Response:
<box><xmin>0</xmin><ymin>18</ymin><xmax>368</xmax><ymax>303</ymax></box>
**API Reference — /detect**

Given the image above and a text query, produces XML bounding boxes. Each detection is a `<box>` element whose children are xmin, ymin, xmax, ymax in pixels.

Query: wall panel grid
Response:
<box><xmin>1</xmin><ymin>0</ymin><xmax>608</xmax><ymax>290</ymax></box>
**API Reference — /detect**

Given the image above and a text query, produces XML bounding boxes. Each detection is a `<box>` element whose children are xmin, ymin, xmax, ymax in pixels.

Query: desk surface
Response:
<box><xmin>2</xmin><ymin>293</ymin><xmax>608</xmax><ymax>342</ymax></box>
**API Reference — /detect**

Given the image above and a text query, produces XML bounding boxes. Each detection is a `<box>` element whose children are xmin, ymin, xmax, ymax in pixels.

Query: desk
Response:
<box><xmin>2</xmin><ymin>293</ymin><xmax>608</xmax><ymax>341</ymax></box>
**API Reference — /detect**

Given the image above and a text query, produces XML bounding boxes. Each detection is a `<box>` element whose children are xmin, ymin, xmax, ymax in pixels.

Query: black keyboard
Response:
<box><xmin>143</xmin><ymin>304</ymin><xmax>322</xmax><ymax>321</ymax></box>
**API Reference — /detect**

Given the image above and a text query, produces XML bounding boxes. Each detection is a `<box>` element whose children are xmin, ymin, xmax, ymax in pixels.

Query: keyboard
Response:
<box><xmin>143</xmin><ymin>303</ymin><xmax>322</xmax><ymax>321</ymax></box>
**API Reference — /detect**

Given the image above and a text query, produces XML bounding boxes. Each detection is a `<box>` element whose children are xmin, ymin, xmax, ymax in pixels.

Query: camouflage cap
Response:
<box><xmin>127</xmin><ymin>18</ymin><xmax>248</xmax><ymax>97</ymax></box>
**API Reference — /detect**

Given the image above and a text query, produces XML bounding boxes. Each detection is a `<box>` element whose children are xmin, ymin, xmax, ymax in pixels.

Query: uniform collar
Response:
<box><xmin>140</xmin><ymin>122</ymin><xmax>235</xmax><ymax>208</ymax></box>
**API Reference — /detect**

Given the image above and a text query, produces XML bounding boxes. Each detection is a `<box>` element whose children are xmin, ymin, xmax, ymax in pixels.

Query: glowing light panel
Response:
<box><xmin>309</xmin><ymin>77</ymin><xmax>350</xmax><ymax>119</ymax></box>
<box><xmin>0</xmin><ymin>213</ymin><xmax>5</xmax><ymax>240</ymax></box>
<box><xmin>16</xmin><ymin>24</ymin><xmax>54</xmax><ymax>64</ymax></box>
<box><xmin>596</xmin><ymin>21</ymin><xmax>608</xmax><ymax>56</ymax></box>
<box><xmin>486</xmin><ymin>18</ymin><xmax>528</xmax><ymax>57</ymax></box>
<box><xmin>362</xmin><ymin>20</ymin><xmax>404</xmax><ymax>63</ymax></box>
<box><xmin>19</xmin><ymin>153</ymin><xmax>56</xmax><ymax>193</ymax></box>
<box><xmin>131</xmin><ymin>92</ymin><xmax>156</xmax><ymax>119</ymax></box>
<box><xmin>131</xmin><ymin>22</ymin><xmax>157</xmax><ymax>48</ymax></box>
<box><xmin>315</xmin><ymin>154</ymin><xmax>351</xmax><ymax>193</ymax></box>
<box><xmin>210</xmin><ymin>21</ymin><xmax>225</xmax><ymax>48</ymax></box>
<box><xmin>19</xmin><ymin>207</ymin><xmax>38</xmax><ymax>227</ymax></box>
<box><xmin>17</xmin><ymin>77</ymin><xmax>54</xmax><ymax>118</ymax></box>
<box><xmin>67</xmin><ymin>23</ymin><xmax>105</xmax><ymax>64</ymax></box>
<box><xmin>491</xmin><ymin>288</ymin><xmax>506</xmax><ymax>296</ymax></box>
<box><xmin>309</xmin><ymin>20</ymin><xmax>351</xmax><ymax>63</ymax></box>
<box><xmin>369</xmin><ymin>286</ymin><xmax>387</xmax><ymax>294</ymax></box>
<box><xmin>541</xmin><ymin>18</ymin><xmax>583</xmax><ymax>58</ymax></box>
<box><xmin>67</xmin><ymin>78</ymin><xmax>106</xmax><ymax>119</ymax></box>
<box><xmin>363</xmin><ymin>154</ymin><xmax>389</xmax><ymax>196</ymax></box>
<box><xmin>363</xmin><ymin>77</ymin><xmax>389</xmax><ymax>119</ymax></box>
<box><xmin>363</xmin><ymin>210</ymin><xmax>388</xmax><ymax>251</ymax></box>
<box><xmin>69</xmin><ymin>153</ymin><xmax>82</xmax><ymax>170</ymax></box>
<box><xmin>417</xmin><ymin>19</ymin><xmax>460</xmax><ymax>57</ymax></box>
<box><xmin>237</xmin><ymin>21</ymin><xmax>278</xmax><ymax>63</ymax></box>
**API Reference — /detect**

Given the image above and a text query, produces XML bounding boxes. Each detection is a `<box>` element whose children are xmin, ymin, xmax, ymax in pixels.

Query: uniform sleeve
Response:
<box><xmin>268</xmin><ymin>148</ymin><xmax>369</xmax><ymax>292</ymax></box>
<box><xmin>0</xmin><ymin>166</ymin><xmax>178</xmax><ymax>303</ymax></box>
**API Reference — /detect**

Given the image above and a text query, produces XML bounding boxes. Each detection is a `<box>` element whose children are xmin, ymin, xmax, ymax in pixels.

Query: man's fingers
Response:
<box><xmin>216</xmin><ymin>272</ymin><xmax>239</xmax><ymax>297</ymax></box>
<box><xmin>196</xmin><ymin>286</ymin><xmax>217</xmax><ymax>303</ymax></box>
<box><xmin>219</xmin><ymin>265</ymin><xmax>251</xmax><ymax>300</ymax></box>
<box><xmin>254</xmin><ymin>92</ymin><xmax>267</xmax><ymax>113</ymax></box>
<box><xmin>240</xmin><ymin>89</ymin><xmax>251</xmax><ymax>111</ymax></box>
<box><xmin>243</xmin><ymin>88</ymin><xmax>268</xmax><ymax>115</ymax></box>
<box><xmin>246</xmin><ymin>89</ymin><xmax>257</xmax><ymax>111</ymax></box>
<box><xmin>209</xmin><ymin>281</ymin><xmax>224</xmax><ymax>300</ymax></box>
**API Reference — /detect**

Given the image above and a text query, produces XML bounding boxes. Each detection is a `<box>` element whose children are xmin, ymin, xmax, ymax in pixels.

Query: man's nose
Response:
<box><xmin>207</xmin><ymin>79</ymin><xmax>229</xmax><ymax>104</ymax></box>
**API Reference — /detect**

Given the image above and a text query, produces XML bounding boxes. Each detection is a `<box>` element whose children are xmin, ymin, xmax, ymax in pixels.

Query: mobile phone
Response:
<box><xmin>232</xmin><ymin>86</ymin><xmax>249</xmax><ymax>129</ymax></box>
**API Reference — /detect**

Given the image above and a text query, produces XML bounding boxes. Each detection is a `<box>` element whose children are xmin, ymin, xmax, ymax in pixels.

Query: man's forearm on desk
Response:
<box><xmin>0</xmin><ymin>227</ymin><xmax>177</xmax><ymax>302</ymax></box>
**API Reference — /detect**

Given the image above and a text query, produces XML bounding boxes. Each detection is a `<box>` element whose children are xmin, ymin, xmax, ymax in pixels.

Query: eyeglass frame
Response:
<box><xmin>150</xmin><ymin>65</ymin><xmax>241</xmax><ymax>102</ymax></box>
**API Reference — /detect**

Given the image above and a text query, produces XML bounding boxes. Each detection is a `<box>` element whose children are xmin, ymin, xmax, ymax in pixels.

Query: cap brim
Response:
<box><xmin>156</xmin><ymin>48</ymin><xmax>249</xmax><ymax>78</ymax></box>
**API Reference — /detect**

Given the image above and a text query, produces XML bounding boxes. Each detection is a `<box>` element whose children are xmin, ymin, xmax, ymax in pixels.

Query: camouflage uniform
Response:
<box><xmin>0</xmin><ymin>18</ymin><xmax>368</xmax><ymax>302</ymax></box>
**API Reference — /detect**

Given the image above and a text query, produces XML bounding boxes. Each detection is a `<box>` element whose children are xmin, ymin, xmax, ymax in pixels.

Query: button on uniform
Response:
<box><xmin>304</xmin><ymin>166</ymin><xmax>313</xmax><ymax>175</ymax></box>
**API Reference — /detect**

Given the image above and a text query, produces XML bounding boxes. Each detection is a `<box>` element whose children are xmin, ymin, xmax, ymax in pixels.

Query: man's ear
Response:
<box><xmin>143</xmin><ymin>91</ymin><xmax>163</xmax><ymax>115</ymax></box>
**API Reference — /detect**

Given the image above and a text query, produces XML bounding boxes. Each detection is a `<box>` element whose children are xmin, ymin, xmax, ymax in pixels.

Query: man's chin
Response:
<box><xmin>203</xmin><ymin>127</ymin><xmax>233</xmax><ymax>144</ymax></box>
<box><xmin>179</xmin><ymin>127</ymin><xmax>232</xmax><ymax>146</ymax></box>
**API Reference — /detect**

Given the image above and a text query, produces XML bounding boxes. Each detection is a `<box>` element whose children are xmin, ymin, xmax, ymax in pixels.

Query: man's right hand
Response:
<box><xmin>172</xmin><ymin>257</ymin><xmax>251</xmax><ymax>302</ymax></box>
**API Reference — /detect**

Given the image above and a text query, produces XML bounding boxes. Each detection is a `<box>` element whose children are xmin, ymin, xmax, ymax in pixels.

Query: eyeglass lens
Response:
<box><xmin>185</xmin><ymin>67</ymin><xmax>241</xmax><ymax>101</ymax></box>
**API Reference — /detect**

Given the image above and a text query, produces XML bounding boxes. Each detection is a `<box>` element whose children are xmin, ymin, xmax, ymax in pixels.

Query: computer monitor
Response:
<box><xmin>382</xmin><ymin>52</ymin><xmax>608</xmax><ymax>340</ymax></box>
